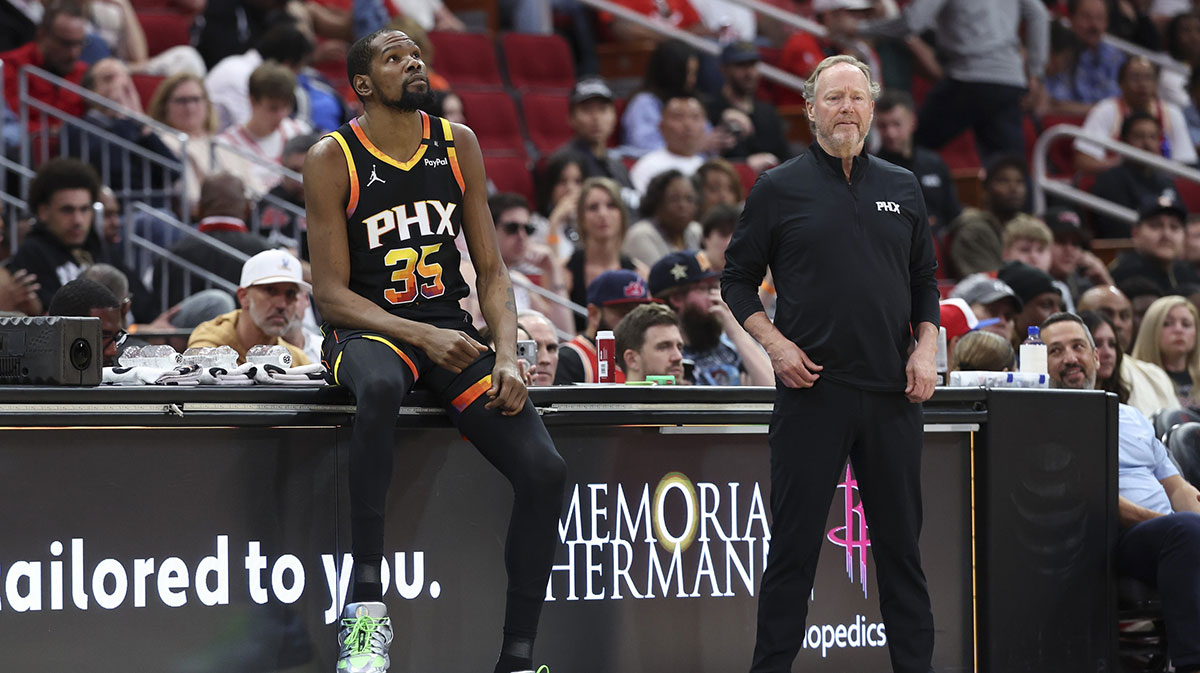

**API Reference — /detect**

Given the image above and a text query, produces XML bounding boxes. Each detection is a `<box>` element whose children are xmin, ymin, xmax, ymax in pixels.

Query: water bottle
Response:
<box><xmin>247</xmin><ymin>344</ymin><xmax>292</xmax><ymax>368</ymax></box>
<box><xmin>1019</xmin><ymin>326</ymin><xmax>1047</xmax><ymax>374</ymax></box>
<box><xmin>935</xmin><ymin>326</ymin><xmax>948</xmax><ymax>386</ymax></box>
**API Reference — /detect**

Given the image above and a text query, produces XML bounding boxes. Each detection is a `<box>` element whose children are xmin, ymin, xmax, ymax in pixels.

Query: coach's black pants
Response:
<box><xmin>329</xmin><ymin>330</ymin><xmax>566</xmax><ymax>639</ymax></box>
<box><xmin>750</xmin><ymin>378</ymin><xmax>934</xmax><ymax>673</ymax></box>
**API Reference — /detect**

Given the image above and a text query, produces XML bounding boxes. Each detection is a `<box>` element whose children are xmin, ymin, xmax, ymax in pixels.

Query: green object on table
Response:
<box><xmin>646</xmin><ymin>375</ymin><xmax>676</xmax><ymax>385</ymax></box>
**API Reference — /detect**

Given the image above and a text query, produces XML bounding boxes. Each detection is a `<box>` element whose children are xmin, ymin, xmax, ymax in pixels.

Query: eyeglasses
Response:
<box><xmin>500</xmin><ymin>222</ymin><xmax>537</xmax><ymax>236</ymax></box>
<box><xmin>102</xmin><ymin>329</ymin><xmax>128</xmax><ymax>350</ymax></box>
<box><xmin>169</xmin><ymin>96</ymin><xmax>206</xmax><ymax>107</ymax></box>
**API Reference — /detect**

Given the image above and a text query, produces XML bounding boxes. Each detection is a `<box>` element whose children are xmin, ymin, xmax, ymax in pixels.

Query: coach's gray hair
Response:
<box><xmin>802</xmin><ymin>55</ymin><xmax>882</xmax><ymax>103</ymax></box>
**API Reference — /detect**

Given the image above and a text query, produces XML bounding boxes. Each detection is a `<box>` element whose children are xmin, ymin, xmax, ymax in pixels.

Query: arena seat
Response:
<box><xmin>457</xmin><ymin>90</ymin><xmax>526</xmax><ymax>157</ymax></box>
<box><xmin>428</xmin><ymin>31</ymin><xmax>503</xmax><ymax>89</ymax></box>
<box><xmin>730</xmin><ymin>161</ymin><xmax>759</xmax><ymax>196</ymax></box>
<box><xmin>501</xmin><ymin>33</ymin><xmax>574</xmax><ymax>91</ymax></box>
<box><xmin>131</xmin><ymin>73</ymin><xmax>165</xmax><ymax>108</ymax></box>
<box><xmin>484</xmin><ymin>155</ymin><xmax>535</xmax><ymax>203</ymax></box>
<box><xmin>939</xmin><ymin>130</ymin><xmax>981</xmax><ymax>172</ymax></box>
<box><xmin>136</xmin><ymin>12</ymin><xmax>194</xmax><ymax>58</ymax></box>
<box><xmin>1175</xmin><ymin>176</ymin><xmax>1200</xmax><ymax>214</ymax></box>
<box><xmin>520</xmin><ymin>92</ymin><xmax>572</xmax><ymax>155</ymax></box>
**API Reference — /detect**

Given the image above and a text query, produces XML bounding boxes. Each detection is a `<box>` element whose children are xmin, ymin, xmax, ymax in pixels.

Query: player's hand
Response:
<box><xmin>905</xmin><ymin>346</ymin><xmax>937</xmax><ymax>403</ymax></box>
<box><xmin>419</xmin><ymin>326</ymin><xmax>488</xmax><ymax>373</ymax></box>
<box><xmin>765</xmin><ymin>337</ymin><xmax>822</xmax><ymax>388</ymax></box>
<box><xmin>486</xmin><ymin>359</ymin><xmax>527</xmax><ymax>415</ymax></box>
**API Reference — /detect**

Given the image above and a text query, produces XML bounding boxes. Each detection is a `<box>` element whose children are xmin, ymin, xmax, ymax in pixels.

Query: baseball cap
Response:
<box><xmin>586</xmin><ymin>269</ymin><xmax>655</xmax><ymax>307</ymax></box>
<box><xmin>997</xmin><ymin>261</ymin><xmax>1060</xmax><ymax>305</ymax></box>
<box><xmin>951</xmin><ymin>273</ymin><xmax>1024</xmax><ymax>311</ymax></box>
<box><xmin>570</xmin><ymin>78</ymin><xmax>614</xmax><ymax>108</ymax></box>
<box><xmin>812</xmin><ymin>0</ymin><xmax>872</xmax><ymax>10</ymax></box>
<box><xmin>648</xmin><ymin>251</ymin><xmax>721</xmax><ymax>297</ymax></box>
<box><xmin>1137</xmin><ymin>190</ymin><xmax>1188</xmax><ymax>223</ymax></box>
<box><xmin>939</xmin><ymin>298</ymin><xmax>1000</xmax><ymax>341</ymax></box>
<box><xmin>720</xmin><ymin>41</ymin><xmax>761</xmax><ymax>65</ymax></box>
<box><xmin>1044</xmin><ymin>206</ymin><xmax>1090</xmax><ymax>249</ymax></box>
<box><xmin>239</xmin><ymin>249</ymin><xmax>311</xmax><ymax>292</ymax></box>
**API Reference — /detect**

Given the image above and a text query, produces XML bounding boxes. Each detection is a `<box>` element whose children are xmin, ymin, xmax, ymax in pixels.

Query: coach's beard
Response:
<box><xmin>382</xmin><ymin>78</ymin><xmax>434</xmax><ymax>113</ymax></box>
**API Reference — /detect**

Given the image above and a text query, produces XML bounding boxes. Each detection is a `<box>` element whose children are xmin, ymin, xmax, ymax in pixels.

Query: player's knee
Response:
<box><xmin>353</xmin><ymin>371</ymin><xmax>406</xmax><ymax>411</ymax></box>
<box><xmin>522</xmin><ymin>440</ymin><xmax>567</xmax><ymax>498</ymax></box>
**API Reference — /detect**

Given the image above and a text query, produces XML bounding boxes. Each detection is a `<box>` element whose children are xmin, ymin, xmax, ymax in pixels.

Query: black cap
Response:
<box><xmin>1044</xmin><ymin>206</ymin><xmax>1091</xmax><ymax>249</ymax></box>
<box><xmin>649</xmin><ymin>251</ymin><xmax>720</xmax><ymax>297</ymax></box>
<box><xmin>950</xmin><ymin>273</ymin><xmax>1024</xmax><ymax>311</ymax></box>
<box><xmin>570</xmin><ymin>78</ymin><xmax>614</xmax><ymax>107</ymax></box>
<box><xmin>997</xmin><ymin>261</ymin><xmax>1061</xmax><ymax>305</ymax></box>
<box><xmin>1137</xmin><ymin>189</ymin><xmax>1188</xmax><ymax>223</ymax></box>
<box><xmin>720</xmin><ymin>41</ymin><xmax>761</xmax><ymax>65</ymax></box>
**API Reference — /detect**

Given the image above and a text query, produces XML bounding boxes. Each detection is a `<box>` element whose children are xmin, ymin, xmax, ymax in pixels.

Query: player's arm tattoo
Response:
<box><xmin>505</xmin><ymin>286</ymin><xmax>517</xmax><ymax>314</ymax></box>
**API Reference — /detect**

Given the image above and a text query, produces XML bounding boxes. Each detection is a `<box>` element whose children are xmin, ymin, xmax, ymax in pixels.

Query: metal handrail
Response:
<box><xmin>720</xmin><ymin>0</ymin><xmax>826</xmax><ymax>38</ymax></box>
<box><xmin>130</xmin><ymin>202</ymin><xmax>250</xmax><ymax>308</ymax></box>
<box><xmin>511</xmin><ymin>272</ymin><xmax>586</xmax><ymax>318</ymax></box>
<box><xmin>575</xmin><ymin>0</ymin><xmax>808</xmax><ymax>94</ymax></box>
<box><xmin>1100</xmin><ymin>32</ymin><xmax>1188</xmax><ymax>76</ymax></box>
<box><xmin>1031</xmin><ymin>124</ymin><xmax>1200</xmax><ymax>221</ymax></box>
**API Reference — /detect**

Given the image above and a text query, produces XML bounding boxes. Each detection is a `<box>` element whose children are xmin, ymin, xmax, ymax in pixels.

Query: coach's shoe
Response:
<box><xmin>336</xmin><ymin>601</ymin><xmax>393</xmax><ymax>673</ymax></box>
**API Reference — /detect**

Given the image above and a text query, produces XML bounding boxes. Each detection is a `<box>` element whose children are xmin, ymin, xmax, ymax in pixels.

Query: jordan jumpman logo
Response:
<box><xmin>367</xmin><ymin>164</ymin><xmax>386</xmax><ymax>187</ymax></box>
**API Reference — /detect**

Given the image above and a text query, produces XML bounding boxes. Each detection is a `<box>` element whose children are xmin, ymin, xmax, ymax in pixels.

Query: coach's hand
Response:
<box><xmin>419</xmin><ymin>326</ymin><xmax>488</xmax><ymax>373</ymax></box>
<box><xmin>486</xmin><ymin>360</ymin><xmax>527</xmax><ymax>416</ymax></box>
<box><xmin>766</xmin><ymin>337</ymin><xmax>822</xmax><ymax>388</ymax></box>
<box><xmin>905</xmin><ymin>345</ymin><xmax>937</xmax><ymax>403</ymax></box>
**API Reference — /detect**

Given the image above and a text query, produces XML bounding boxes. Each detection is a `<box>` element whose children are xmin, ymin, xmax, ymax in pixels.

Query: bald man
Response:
<box><xmin>1080</xmin><ymin>284</ymin><xmax>1181</xmax><ymax>418</ymax></box>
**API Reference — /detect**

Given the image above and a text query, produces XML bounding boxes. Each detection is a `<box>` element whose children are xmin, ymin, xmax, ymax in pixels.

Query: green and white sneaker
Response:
<box><xmin>513</xmin><ymin>667</ymin><xmax>550</xmax><ymax>673</ymax></box>
<box><xmin>336</xmin><ymin>602</ymin><xmax>393</xmax><ymax>673</ymax></box>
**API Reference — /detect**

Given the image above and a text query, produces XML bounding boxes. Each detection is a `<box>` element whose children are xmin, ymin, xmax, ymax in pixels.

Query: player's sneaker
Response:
<box><xmin>336</xmin><ymin>601</ymin><xmax>393</xmax><ymax>673</ymax></box>
<box><xmin>512</xmin><ymin>667</ymin><xmax>550</xmax><ymax>673</ymax></box>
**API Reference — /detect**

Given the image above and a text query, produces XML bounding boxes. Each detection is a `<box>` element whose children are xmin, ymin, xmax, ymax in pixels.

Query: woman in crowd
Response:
<box><xmin>535</xmin><ymin>150</ymin><xmax>587</xmax><ymax>261</ymax></box>
<box><xmin>624</xmin><ymin>170</ymin><xmax>702</xmax><ymax>268</ymax></box>
<box><xmin>1080</xmin><ymin>310</ymin><xmax>1131</xmax><ymax>404</ymax></box>
<box><xmin>693</xmin><ymin>158</ymin><xmax>743</xmax><ymax>221</ymax></box>
<box><xmin>949</xmin><ymin>330</ymin><xmax>1016</xmax><ymax>372</ymax></box>
<box><xmin>620</xmin><ymin>39</ymin><xmax>699</xmax><ymax>155</ymax></box>
<box><xmin>147</xmin><ymin>73</ymin><xmax>219</xmax><ymax>217</ymax></box>
<box><xmin>562</xmin><ymin>177</ymin><xmax>646</xmax><ymax>332</ymax></box>
<box><xmin>1132</xmin><ymin>295</ymin><xmax>1200</xmax><ymax>405</ymax></box>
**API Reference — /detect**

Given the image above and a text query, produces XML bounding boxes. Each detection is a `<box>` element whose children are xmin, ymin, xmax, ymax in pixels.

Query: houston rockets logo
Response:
<box><xmin>827</xmin><ymin>465</ymin><xmax>871</xmax><ymax>598</ymax></box>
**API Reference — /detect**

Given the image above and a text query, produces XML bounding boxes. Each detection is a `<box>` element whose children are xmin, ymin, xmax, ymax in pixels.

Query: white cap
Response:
<box><xmin>813</xmin><ymin>0</ymin><xmax>873</xmax><ymax>11</ymax></box>
<box><xmin>239</xmin><ymin>249</ymin><xmax>311</xmax><ymax>292</ymax></box>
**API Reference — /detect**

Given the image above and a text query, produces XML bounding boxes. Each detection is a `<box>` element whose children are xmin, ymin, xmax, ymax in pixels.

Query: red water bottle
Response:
<box><xmin>596</xmin><ymin>330</ymin><xmax>615</xmax><ymax>383</ymax></box>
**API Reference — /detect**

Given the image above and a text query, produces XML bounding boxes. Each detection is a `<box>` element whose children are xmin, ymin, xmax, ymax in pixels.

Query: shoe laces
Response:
<box><xmin>342</xmin><ymin>614</ymin><xmax>388</xmax><ymax>655</ymax></box>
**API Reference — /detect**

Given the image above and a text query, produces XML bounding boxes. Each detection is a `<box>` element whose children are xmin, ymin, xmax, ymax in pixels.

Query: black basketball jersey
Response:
<box><xmin>325</xmin><ymin>111</ymin><xmax>470</xmax><ymax>324</ymax></box>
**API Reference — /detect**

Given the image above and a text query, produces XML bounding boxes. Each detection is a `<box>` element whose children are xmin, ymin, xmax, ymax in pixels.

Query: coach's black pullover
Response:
<box><xmin>721</xmin><ymin>142</ymin><xmax>940</xmax><ymax>392</ymax></box>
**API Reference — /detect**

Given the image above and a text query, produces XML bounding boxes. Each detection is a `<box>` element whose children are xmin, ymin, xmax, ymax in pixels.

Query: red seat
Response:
<box><xmin>458</xmin><ymin>90</ymin><xmax>526</xmax><ymax>156</ymax></box>
<box><xmin>131</xmin><ymin>73</ymin><xmax>165</xmax><ymax>109</ymax></box>
<box><xmin>730</xmin><ymin>161</ymin><xmax>759</xmax><ymax>196</ymax></box>
<box><xmin>428</xmin><ymin>31</ymin><xmax>502</xmax><ymax>89</ymax></box>
<box><xmin>520</xmin><ymin>92</ymin><xmax>571</xmax><ymax>155</ymax></box>
<box><xmin>484</xmin><ymin>155</ymin><xmax>535</xmax><ymax>203</ymax></box>
<box><xmin>136</xmin><ymin>12</ymin><xmax>194</xmax><ymax>58</ymax></box>
<box><xmin>501</xmin><ymin>33</ymin><xmax>574</xmax><ymax>91</ymax></box>
<box><xmin>1176</xmin><ymin>177</ymin><xmax>1200</xmax><ymax>213</ymax></box>
<box><xmin>938</xmin><ymin>130</ymin><xmax>981</xmax><ymax>172</ymax></box>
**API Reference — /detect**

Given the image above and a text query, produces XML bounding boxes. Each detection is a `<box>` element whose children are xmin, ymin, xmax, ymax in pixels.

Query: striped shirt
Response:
<box><xmin>214</xmin><ymin>117</ymin><xmax>311</xmax><ymax>195</ymax></box>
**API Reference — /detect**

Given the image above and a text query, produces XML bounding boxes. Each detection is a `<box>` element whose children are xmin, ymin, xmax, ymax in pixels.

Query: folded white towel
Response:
<box><xmin>253</xmin><ymin>363</ymin><xmax>329</xmax><ymax>386</ymax></box>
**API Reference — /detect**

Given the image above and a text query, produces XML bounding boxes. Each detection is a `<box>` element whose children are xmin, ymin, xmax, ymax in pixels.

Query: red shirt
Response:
<box><xmin>601</xmin><ymin>0</ymin><xmax>702</xmax><ymax>31</ymax></box>
<box><xmin>0</xmin><ymin>41</ymin><xmax>86</xmax><ymax>132</ymax></box>
<box><xmin>562</xmin><ymin>335</ymin><xmax>627</xmax><ymax>384</ymax></box>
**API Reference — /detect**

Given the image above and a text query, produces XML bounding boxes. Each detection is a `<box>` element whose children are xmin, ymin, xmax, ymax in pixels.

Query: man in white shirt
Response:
<box><xmin>630</xmin><ymin>94</ymin><xmax>708</xmax><ymax>195</ymax></box>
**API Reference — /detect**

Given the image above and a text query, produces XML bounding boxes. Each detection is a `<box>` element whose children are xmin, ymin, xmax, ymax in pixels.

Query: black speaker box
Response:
<box><xmin>0</xmin><ymin>316</ymin><xmax>102</xmax><ymax>385</ymax></box>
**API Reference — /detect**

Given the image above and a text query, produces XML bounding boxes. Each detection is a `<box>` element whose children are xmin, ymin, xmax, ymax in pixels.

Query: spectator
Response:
<box><xmin>605</xmin><ymin>0</ymin><xmax>708</xmax><ymax>43</ymax></box>
<box><xmin>1078</xmin><ymin>308</ymin><xmax>1180</xmax><ymax>419</ymax></box>
<box><xmin>85</xmin><ymin>0</ymin><xmax>205</xmax><ymax>76</ymax></box>
<box><xmin>699</xmin><ymin>203</ymin><xmax>738</xmax><ymax>272</ymax></box>
<box><xmin>1185</xmin><ymin>66</ymin><xmax>1200</xmax><ymax>152</ymax></box>
<box><xmin>79</xmin><ymin>262</ymin><xmax>131</xmax><ymax>326</ymax></box>
<box><xmin>214</xmin><ymin>62</ymin><xmax>312</xmax><ymax>196</ymax></box>
<box><xmin>625</xmin><ymin>170</ymin><xmax>702</xmax><ymax>268</ymax></box>
<box><xmin>780</xmin><ymin>0</ymin><xmax>883</xmax><ymax>107</ymax></box>
<box><xmin>946</xmin><ymin>156</ymin><xmax>1035</xmax><ymax>277</ymax></box>
<box><xmin>613</xmin><ymin>302</ymin><xmax>685</xmax><ymax>383</ymax></box>
<box><xmin>559</xmin><ymin>79</ymin><xmax>633</xmax><ymax>189</ymax></box>
<box><xmin>629</xmin><ymin>94</ymin><xmax>709</xmax><ymax>195</ymax></box>
<box><xmin>940</xmin><ymin>298</ymin><xmax>988</xmax><ymax>367</ymax></box>
<box><xmin>1161</xmin><ymin>12</ymin><xmax>1200</xmax><ymax>109</ymax></box>
<box><xmin>1046</xmin><ymin>0</ymin><xmax>1125</xmax><ymax>116</ymax></box>
<box><xmin>205</xmin><ymin>23</ymin><xmax>314</xmax><ymax>132</ymax></box>
<box><xmin>0</xmin><ymin>0</ymin><xmax>36</xmax><ymax>53</ymax></box>
<box><xmin>156</xmin><ymin>173</ymin><xmax>274</xmax><ymax>309</ymax></box>
<box><xmin>0</xmin><ymin>1</ymin><xmax>88</xmax><ymax>133</ymax></box>
<box><xmin>951</xmin><ymin>273</ymin><xmax>1023</xmax><ymax>343</ymax></box>
<box><xmin>1107</xmin><ymin>0</ymin><xmax>1161</xmax><ymax>51</ymax></box>
<box><xmin>648</xmin><ymin>250</ymin><xmax>773</xmax><ymax>385</ymax></box>
<box><xmin>147</xmin><ymin>73</ymin><xmax>221</xmax><ymax>217</ymax></box>
<box><xmin>1112</xmin><ymin>193</ymin><xmax>1200</xmax><ymax>293</ymax></box>
<box><xmin>620</xmin><ymin>39</ymin><xmax>701</xmax><ymax>155</ymax></box>
<box><xmin>0</xmin><ymin>264</ymin><xmax>42</xmax><ymax>316</ymax></box>
<box><xmin>195</xmin><ymin>0</ymin><xmax>290</xmax><ymax>70</ymax></box>
<box><xmin>390</xmin><ymin>0</ymin><xmax>467</xmax><ymax>32</ymax></box>
<box><xmin>1044</xmin><ymin>311</ymin><xmax>1200</xmax><ymax>673</ymax></box>
<box><xmin>533</xmin><ymin>150</ymin><xmax>586</xmax><ymax>261</ymax></box>
<box><xmin>561</xmin><ymin>178</ymin><xmax>646</xmax><ymax>333</ymax></box>
<box><xmin>873</xmin><ymin>89</ymin><xmax>962</xmax><ymax>235</ymax></box>
<box><xmin>853</xmin><ymin>0</ymin><xmax>1049</xmax><ymax>164</ymax></box>
<box><xmin>258</xmin><ymin>133</ymin><xmax>316</xmax><ymax>242</ymax></box>
<box><xmin>1046</xmin><ymin>206</ymin><xmax>1112</xmax><ymax>305</ymax></box>
<box><xmin>1075</xmin><ymin>55</ymin><xmax>1197</xmax><ymax>174</ymax></box>
<box><xmin>488</xmin><ymin>192</ymin><xmax>572</xmax><ymax>333</ymax></box>
<box><xmin>66</xmin><ymin>58</ymin><xmax>179</xmax><ymax>193</ymax></box>
<box><xmin>96</xmin><ymin>186</ymin><xmax>122</xmax><ymax>253</ymax></box>
<box><xmin>517</xmin><ymin>309</ymin><xmax>559</xmax><ymax>387</ymax></box>
<box><xmin>705</xmin><ymin>41</ymin><xmax>790</xmax><ymax>172</ymax></box>
<box><xmin>1001</xmin><ymin>216</ymin><xmax>1076</xmax><ymax>311</ymax></box>
<box><xmin>949</xmin><ymin>329</ymin><xmax>1016</xmax><ymax>372</ymax></box>
<box><xmin>555</xmin><ymin>269</ymin><xmax>657</xmax><ymax>384</ymax></box>
<box><xmin>1081</xmin><ymin>309</ymin><xmax>1133</xmax><ymax>402</ymax></box>
<box><xmin>998</xmin><ymin>261</ymin><xmax>1065</xmax><ymax>347</ymax></box>
<box><xmin>693</xmin><ymin>158</ymin><xmax>743</xmax><ymax>220</ymax></box>
<box><xmin>1132</xmin><ymin>294</ymin><xmax>1200</xmax><ymax>404</ymax></box>
<box><xmin>46</xmin><ymin>277</ymin><xmax>124</xmax><ymax>366</ymax></box>
<box><xmin>1091</xmin><ymin>112</ymin><xmax>1177</xmax><ymax>237</ymax></box>
<box><xmin>7</xmin><ymin>158</ymin><xmax>150</xmax><ymax>315</ymax></box>
<box><xmin>1122</xmin><ymin>275</ymin><xmax>1169</xmax><ymax>340</ymax></box>
<box><xmin>187</xmin><ymin>248</ymin><xmax>311</xmax><ymax>365</ymax></box>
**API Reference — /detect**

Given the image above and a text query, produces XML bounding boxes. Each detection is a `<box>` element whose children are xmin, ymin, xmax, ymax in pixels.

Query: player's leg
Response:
<box><xmin>432</xmin><ymin>355</ymin><xmax>566</xmax><ymax>673</ymax></box>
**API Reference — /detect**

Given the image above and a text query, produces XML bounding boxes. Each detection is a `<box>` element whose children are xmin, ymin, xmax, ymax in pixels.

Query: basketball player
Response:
<box><xmin>304</xmin><ymin>29</ymin><xmax>566</xmax><ymax>673</ymax></box>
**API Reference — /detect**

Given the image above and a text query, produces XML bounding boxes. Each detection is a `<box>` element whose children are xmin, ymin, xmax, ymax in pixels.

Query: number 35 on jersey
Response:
<box><xmin>362</xmin><ymin>200</ymin><xmax>458</xmax><ymax>306</ymax></box>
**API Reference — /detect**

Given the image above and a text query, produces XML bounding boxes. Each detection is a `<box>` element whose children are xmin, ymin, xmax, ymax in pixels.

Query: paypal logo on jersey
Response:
<box><xmin>424</xmin><ymin>157</ymin><xmax>449</xmax><ymax>168</ymax></box>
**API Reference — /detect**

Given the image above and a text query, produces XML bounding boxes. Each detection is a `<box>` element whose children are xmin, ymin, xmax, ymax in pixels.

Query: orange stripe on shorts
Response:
<box><xmin>451</xmin><ymin>374</ymin><xmax>492</xmax><ymax>413</ymax></box>
<box><xmin>362</xmin><ymin>335</ymin><xmax>419</xmax><ymax>381</ymax></box>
